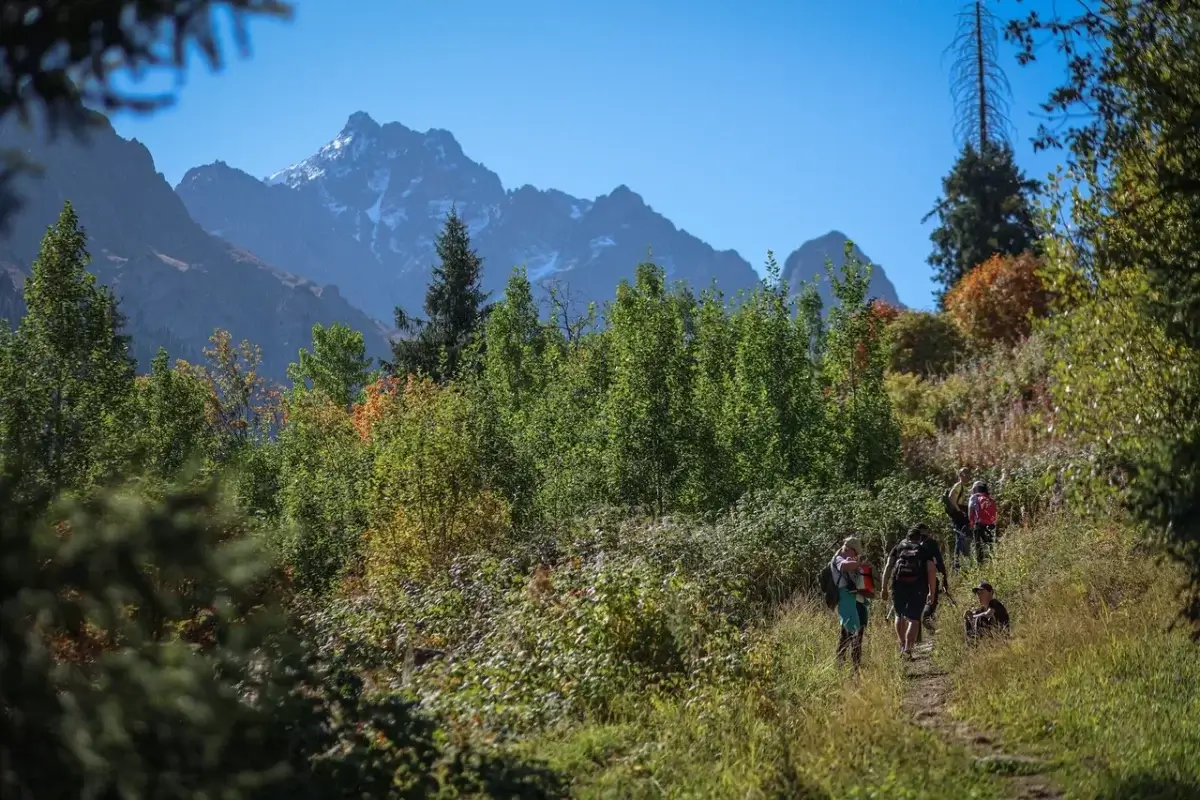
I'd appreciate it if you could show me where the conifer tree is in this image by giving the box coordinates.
[388,207,490,382]
[0,201,135,498]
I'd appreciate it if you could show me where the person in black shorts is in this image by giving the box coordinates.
[911,524,951,645]
[881,526,938,658]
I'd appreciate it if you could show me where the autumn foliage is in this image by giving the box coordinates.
[944,251,1050,346]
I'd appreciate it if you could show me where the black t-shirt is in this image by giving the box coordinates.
[919,538,948,581]
[975,599,1010,632]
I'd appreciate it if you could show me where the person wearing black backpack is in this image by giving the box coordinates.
[827,536,870,669]
[880,526,938,658]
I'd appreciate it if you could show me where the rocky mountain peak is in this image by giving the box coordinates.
[178,114,764,323]
[782,231,904,311]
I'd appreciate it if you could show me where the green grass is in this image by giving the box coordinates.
[940,515,1200,800]
[515,513,1200,798]
[526,600,1003,798]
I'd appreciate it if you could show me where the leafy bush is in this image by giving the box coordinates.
[886,309,966,377]
[944,251,1050,348]
[364,377,510,584]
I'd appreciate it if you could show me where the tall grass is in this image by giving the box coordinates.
[523,511,1198,798]
[940,515,1200,800]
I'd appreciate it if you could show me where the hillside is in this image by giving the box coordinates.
[0,116,391,377]
[176,112,905,323]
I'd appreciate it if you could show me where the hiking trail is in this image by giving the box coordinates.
[901,638,1062,800]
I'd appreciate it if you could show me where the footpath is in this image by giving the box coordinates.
[900,638,1062,800]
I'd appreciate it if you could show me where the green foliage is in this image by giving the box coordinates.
[389,207,490,383]
[822,245,900,485]
[603,263,693,514]
[287,321,374,409]
[131,348,211,478]
[276,392,370,594]
[1010,1,1200,630]
[924,142,1040,302]
[0,202,136,499]
[887,310,965,377]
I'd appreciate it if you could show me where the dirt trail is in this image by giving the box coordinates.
[901,639,1063,800]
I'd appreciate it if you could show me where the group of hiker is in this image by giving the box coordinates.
[824,469,1010,669]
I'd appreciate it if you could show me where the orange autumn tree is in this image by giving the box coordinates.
[352,375,402,441]
[944,251,1050,347]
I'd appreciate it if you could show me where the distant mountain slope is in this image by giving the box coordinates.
[0,116,391,378]
[781,231,904,310]
[176,112,762,323]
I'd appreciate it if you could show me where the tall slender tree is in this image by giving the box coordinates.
[925,0,1040,304]
[388,206,490,383]
[0,201,135,498]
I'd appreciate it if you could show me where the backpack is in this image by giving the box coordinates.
[819,562,840,609]
[975,494,998,526]
[892,539,925,583]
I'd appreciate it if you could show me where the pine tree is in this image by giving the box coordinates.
[925,0,1040,304]
[388,207,490,382]
[0,201,135,498]
[924,142,1040,302]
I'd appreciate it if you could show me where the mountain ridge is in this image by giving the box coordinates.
[178,111,900,323]
[0,115,392,378]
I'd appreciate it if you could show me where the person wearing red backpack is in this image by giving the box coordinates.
[968,481,998,565]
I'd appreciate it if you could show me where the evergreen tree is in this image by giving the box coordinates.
[388,207,490,382]
[0,201,135,498]
[923,141,1040,303]
[287,322,374,409]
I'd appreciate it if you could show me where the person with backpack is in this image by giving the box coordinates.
[968,481,999,566]
[946,467,971,571]
[880,526,938,658]
[826,536,871,669]
[911,524,951,645]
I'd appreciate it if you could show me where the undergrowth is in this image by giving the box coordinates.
[940,515,1200,800]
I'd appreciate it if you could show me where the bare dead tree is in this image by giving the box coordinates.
[947,0,1015,148]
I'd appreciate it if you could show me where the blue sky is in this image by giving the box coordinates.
[111,0,1067,310]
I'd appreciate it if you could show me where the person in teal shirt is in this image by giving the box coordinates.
[831,536,870,669]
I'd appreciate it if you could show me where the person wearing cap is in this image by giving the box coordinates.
[964,581,1010,646]
[831,535,870,669]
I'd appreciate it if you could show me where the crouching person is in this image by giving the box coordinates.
[964,582,1010,646]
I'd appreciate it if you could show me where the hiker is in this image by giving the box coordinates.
[967,481,999,566]
[963,582,1010,646]
[947,467,971,571]
[830,536,870,669]
[880,526,938,658]
[911,524,951,645]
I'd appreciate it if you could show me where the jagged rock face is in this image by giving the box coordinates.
[781,231,904,312]
[176,112,762,323]
[0,117,391,378]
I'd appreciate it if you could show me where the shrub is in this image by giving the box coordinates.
[886,310,966,377]
[944,251,1050,347]
[364,377,510,585]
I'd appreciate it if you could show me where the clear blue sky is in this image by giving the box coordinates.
[111,0,1067,310]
